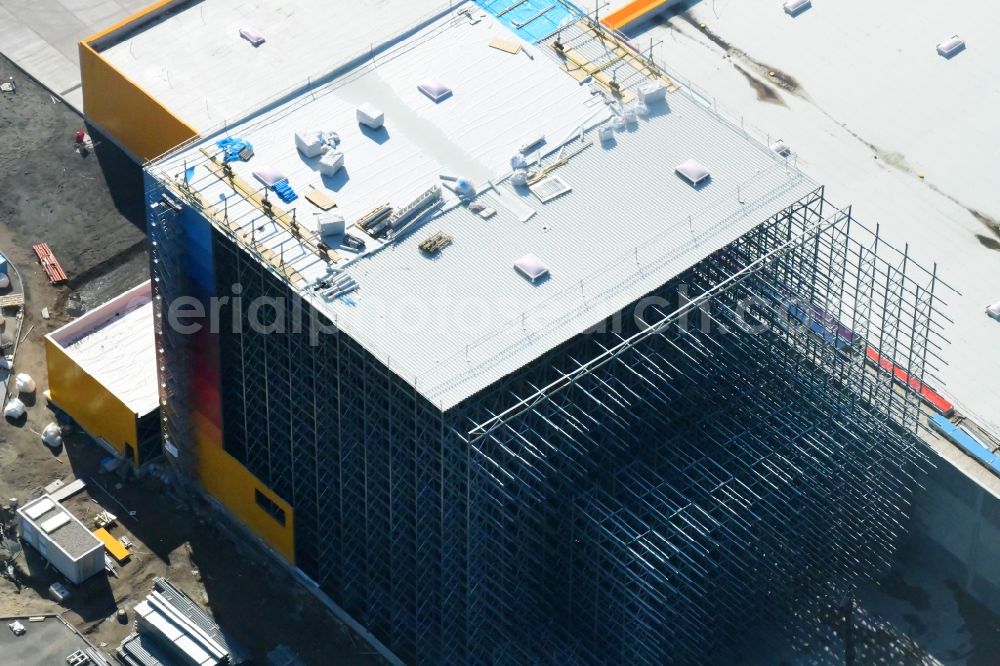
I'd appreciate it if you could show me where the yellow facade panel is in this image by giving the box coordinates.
[45,339,138,463]
[195,443,296,564]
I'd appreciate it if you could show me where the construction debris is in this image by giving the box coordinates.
[32,243,68,284]
[419,231,454,255]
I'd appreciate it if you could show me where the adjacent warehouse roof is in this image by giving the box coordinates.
[148,6,815,408]
[93,0,458,138]
[46,281,158,415]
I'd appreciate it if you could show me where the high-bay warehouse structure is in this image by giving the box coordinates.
[126,1,951,663]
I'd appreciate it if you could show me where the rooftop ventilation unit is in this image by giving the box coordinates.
[418,79,452,102]
[783,0,811,16]
[675,159,710,186]
[529,176,572,203]
[514,254,549,282]
[937,36,966,58]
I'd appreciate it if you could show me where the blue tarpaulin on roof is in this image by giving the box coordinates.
[216,137,253,163]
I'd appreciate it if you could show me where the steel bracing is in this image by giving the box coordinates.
[147,176,949,664]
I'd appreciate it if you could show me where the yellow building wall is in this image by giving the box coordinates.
[79,1,199,161]
[45,339,138,463]
[195,442,296,564]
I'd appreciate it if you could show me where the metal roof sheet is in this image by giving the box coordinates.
[149,6,815,410]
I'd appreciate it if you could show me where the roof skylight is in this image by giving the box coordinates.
[514,254,549,282]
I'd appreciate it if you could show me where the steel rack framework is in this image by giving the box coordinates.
[146,173,949,664]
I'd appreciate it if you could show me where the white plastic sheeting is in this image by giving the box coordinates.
[0,273,9,289]
[637,81,667,104]
[4,398,25,419]
[15,373,35,393]
[41,423,63,449]
[317,150,345,177]
[317,213,347,237]
[295,129,340,158]
[357,103,385,129]
[295,130,327,158]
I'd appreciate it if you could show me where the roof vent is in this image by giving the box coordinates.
[514,254,549,282]
[937,36,966,58]
[418,79,452,102]
[675,159,710,186]
[529,176,572,203]
[783,0,811,16]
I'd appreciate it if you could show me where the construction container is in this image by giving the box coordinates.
[17,496,104,584]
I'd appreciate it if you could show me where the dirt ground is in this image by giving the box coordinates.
[0,54,376,665]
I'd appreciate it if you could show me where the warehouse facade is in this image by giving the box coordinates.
[45,281,161,467]
[141,3,948,664]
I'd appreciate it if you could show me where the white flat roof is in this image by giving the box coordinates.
[97,0,459,135]
[630,0,1000,435]
[150,8,814,409]
[48,282,158,415]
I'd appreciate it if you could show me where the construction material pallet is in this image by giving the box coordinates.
[0,293,24,308]
[32,243,68,284]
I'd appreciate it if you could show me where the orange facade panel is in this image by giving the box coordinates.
[601,0,675,31]
[79,41,198,162]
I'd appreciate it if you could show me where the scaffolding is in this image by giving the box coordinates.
[148,151,949,666]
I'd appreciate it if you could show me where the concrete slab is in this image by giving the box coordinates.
[0,0,152,112]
